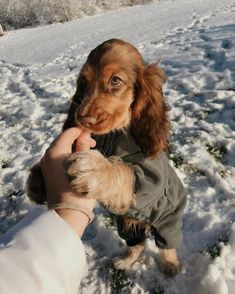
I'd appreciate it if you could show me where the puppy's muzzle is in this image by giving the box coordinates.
[79,116,97,128]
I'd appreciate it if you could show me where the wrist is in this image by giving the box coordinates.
[55,208,90,237]
[49,202,94,224]
[47,192,96,212]
[48,198,96,237]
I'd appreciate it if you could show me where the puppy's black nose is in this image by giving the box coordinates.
[80,116,96,128]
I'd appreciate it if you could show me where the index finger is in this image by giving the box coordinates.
[50,127,84,153]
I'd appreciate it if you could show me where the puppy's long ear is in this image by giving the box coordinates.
[63,75,84,131]
[131,64,169,158]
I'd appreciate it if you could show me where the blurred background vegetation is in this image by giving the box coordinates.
[0,0,156,30]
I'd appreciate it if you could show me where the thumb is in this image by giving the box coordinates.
[49,127,83,155]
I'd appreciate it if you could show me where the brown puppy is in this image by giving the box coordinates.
[28,39,186,277]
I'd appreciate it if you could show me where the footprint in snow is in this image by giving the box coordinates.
[204,47,226,71]
[199,34,211,42]
[221,39,232,49]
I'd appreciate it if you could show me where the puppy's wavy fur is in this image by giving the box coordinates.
[64,39,168,158]
[67,150,135,212]
[27,39,180,276]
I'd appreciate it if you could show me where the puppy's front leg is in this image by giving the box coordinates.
[159,248,182,277]
[67,150,135,213]
[113,242,145,270]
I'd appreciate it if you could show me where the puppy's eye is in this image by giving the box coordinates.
[110,76,123,87]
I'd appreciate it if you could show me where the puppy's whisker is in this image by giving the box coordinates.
[103,135,114,155]
[70,97,88,118]
[70,100,81,108]
[103,129,118,155]
[80,97,86,108]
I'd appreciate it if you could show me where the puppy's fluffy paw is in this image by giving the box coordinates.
[113,244,144,270]
[160,249,182,277]
[161,260,182,277]
[67,150,111,199]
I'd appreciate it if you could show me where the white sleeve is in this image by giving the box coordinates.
[0,207,87,294]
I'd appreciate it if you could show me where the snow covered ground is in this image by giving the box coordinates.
[0,0,235,293]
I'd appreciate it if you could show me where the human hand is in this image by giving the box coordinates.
[40,127,96,235]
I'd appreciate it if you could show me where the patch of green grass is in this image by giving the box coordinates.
[168,144,185,168]
[102,214,117,230]
[195,108,218,121]
[206,244,221,260]
[182,164,206,176]
[105,264,166,293]
[106,264,131,292]
[218,168,232,178]
[206,143,227,162]
[6,189,24,199]
[202,234,229,260]
[195,110,209,120]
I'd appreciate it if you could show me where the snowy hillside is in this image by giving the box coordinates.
[0,0,235,293]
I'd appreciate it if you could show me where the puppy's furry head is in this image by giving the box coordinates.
[64,39,169,158]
